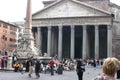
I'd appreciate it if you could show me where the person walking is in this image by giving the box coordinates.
[76,60,85,80]
[35,59,41,79]
[19,62,24,74]
[93,57,120,80]
[25,60,29,72]
[28,58,34,77]
[49,58,54,75]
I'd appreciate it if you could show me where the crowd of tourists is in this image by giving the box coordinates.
[0,54,120,80]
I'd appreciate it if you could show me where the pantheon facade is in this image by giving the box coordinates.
[32,0,120,59]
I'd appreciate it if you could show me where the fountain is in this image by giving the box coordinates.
[7,0,41,70]
[13,0,40,58]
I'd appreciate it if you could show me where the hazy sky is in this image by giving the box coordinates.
[0,0,119,22]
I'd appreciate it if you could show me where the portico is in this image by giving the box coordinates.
[32,0,113,59]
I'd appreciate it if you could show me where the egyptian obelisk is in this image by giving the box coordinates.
[24,0,33,41]
[22,0,39,57]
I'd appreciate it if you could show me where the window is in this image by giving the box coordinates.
[13,39,16,42]
[9,38,13,42]
[14,44,17,47]
[9,44,17,48]
[3,23,7,28]
[10,26,17,31]
[2,35,5,39]
[3,29,7,33]
[5,37,7,41]
[14,27,17,31]
[9,44,13,47]
[10,31,16,35]
[0,22,1,27]
[10,26,13,30]
[9,38,16,42]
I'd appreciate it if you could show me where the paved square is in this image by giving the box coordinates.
[0,67,102,80]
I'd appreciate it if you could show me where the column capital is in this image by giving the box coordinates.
[48,26,52,30]
[83,25,87,30]
[107,25,112,30]
[71,25,75,29]
[95,25,99,30]
[37,27,41,31]
[58,26,63,30]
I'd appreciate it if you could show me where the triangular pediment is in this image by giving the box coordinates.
[32,0,111,19]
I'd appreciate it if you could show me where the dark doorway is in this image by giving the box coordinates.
[87,26,95,59]
[75,26,82,58]
[51,26,58,56]
[99,25,107,58]
[62,26,70,58]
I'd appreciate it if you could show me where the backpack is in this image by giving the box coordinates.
[14,57,17,61]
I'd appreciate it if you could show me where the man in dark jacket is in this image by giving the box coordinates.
[35,59,41,79]
[76,60,85,80]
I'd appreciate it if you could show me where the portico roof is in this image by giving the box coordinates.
[32,0,112,19]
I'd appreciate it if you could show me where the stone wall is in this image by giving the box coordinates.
[109,3,120,57]
[78,0,110,11]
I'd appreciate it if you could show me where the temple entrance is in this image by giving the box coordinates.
[62,26,71,58]
[41,27,47,55]
[75,26,82,58]
[87,26,95,59]
[99,25,107,58]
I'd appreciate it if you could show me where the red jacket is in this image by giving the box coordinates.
[50,60,54,67]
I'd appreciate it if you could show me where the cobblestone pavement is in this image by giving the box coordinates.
[0,66,102,80]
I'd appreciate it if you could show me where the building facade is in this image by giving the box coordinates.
[32,0,120,59]
[0,20,18,55]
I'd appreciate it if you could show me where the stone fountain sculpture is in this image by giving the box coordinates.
[13,0,40,57]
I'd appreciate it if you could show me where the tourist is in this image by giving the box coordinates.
[76,59,85,80]
[54,54,58,60]
[13,55,17,64]
[93,57,119,80]
[35,59,41,79]
[28,58,34,77]
[57,63,63,74]
[49,58,54,75]
[25,60,29,72]
[117,61,120,79]
[13,61,20,72]
[93,59,96,68]
[19,62,24,74]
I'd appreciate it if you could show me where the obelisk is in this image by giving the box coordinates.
[22,0,39,57]
[12,0,39,57]
[25,0,32,34]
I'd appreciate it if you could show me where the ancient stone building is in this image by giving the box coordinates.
[32,0,120,59]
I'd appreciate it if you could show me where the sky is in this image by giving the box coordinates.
[0,0,120,22]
